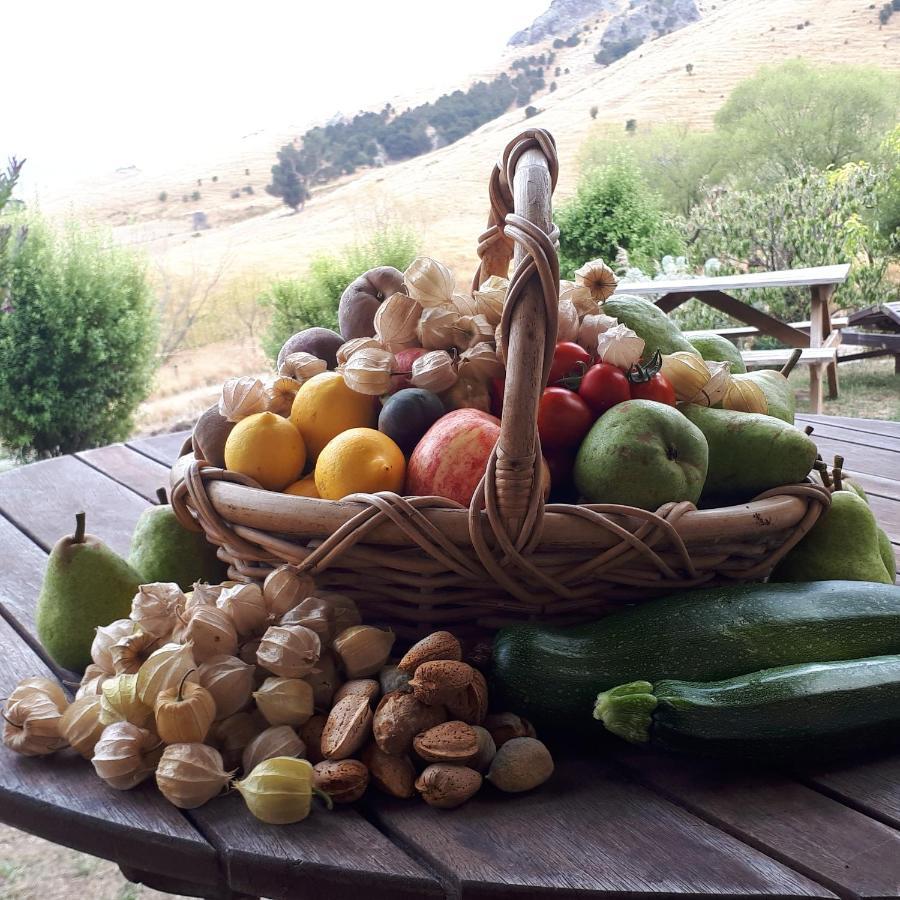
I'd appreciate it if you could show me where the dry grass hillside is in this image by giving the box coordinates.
[40,0,900,433]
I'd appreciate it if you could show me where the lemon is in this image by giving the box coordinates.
[224,412,306,491]
[284,475,319,498]
[290,372,378,461]
[315,428,405,500]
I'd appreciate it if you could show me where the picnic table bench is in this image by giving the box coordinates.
[615,264,851,414]
[0,422,899,899]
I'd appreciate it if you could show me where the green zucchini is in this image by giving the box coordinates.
[491,580,900,731]
[594,655,900,761]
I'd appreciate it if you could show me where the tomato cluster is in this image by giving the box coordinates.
[534,342,676,497]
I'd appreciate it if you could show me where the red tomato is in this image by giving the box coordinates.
[543,447,578,503]
[537,387,594,451]
[629,372,677,406]
[577,362,632,416]
[547,342,591,387]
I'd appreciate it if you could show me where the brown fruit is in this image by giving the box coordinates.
[300,714,327,764]
[361,743,416,799]
[486,737,553,793]
[413,721,478,764]
[193,404,235,468]
[373,691,446,756]
[409,660,475,707]
[444,668,488,725]
[313,759,369,803]
[397,631,462,674]
[338,267,405,339]
[276,327,344,371]
[484,712,536,748]
[415,764,482,809]
[333,679,380,706]
[321,694,372,760]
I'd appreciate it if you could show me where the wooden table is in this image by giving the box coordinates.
[615,264,851,414]
[1,419,899,900]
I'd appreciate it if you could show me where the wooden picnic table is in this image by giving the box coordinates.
[615,264,851,415]
[0,420,899,900]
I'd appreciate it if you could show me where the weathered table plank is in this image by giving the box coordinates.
[189,793,442,900]
[0,614,224,894]
[803,757,900,831]
[370,757,835,898]
[0,513,54,647]
[799,415,900,440]
[128,431,191,468]
[0,455,151,557]
[614,748,900,899]
[77,443,170,504]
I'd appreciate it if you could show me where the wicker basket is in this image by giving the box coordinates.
[170,129,830,640]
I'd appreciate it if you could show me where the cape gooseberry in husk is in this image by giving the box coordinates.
[192,404,235,469]
[235,756,332,824]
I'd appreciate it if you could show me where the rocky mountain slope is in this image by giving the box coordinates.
[509,0,622,45]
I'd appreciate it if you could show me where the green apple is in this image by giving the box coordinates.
[574,400,709,510]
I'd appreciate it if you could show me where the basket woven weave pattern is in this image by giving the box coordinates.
[171,129,831,638]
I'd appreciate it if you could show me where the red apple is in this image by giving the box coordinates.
[389,348,429,394]
[406,409,500,506]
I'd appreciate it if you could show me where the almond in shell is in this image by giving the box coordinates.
[373,690,446,756]
[397,631,462,674]
[415,764,482,809]
[300,714,327,765]
[413,721,478,765]
[444,668,488,725]
[321,694,372,760]
[362,743,416,799]
[485,712,536,748]
[408,660,474,707]
[313,759,369,803]
[333,679,380,706]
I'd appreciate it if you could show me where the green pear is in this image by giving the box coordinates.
[36,513,142,671]
[128,489,227,592]
[574,400,708,510]
[679,404,817,506]
[770,491,894,584]
[878,527,896,584]
[601,296,699,356]
[688,333,746,373]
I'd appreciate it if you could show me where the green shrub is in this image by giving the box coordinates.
[158,191,167,202]
[191,190,201,201]
[260,229,418,362]
[524,105,539,119]
[0,216,158,458]
[589,105,598,119]
[685,163,891,324]
[877,124,900,251]
[556,156,684,276]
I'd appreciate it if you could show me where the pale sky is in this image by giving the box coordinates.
[5,0,549,196]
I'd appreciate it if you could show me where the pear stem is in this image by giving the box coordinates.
[156,488,168,506]
[780,349,802,377]
[804,425,815,436]
[73,512,86,544]
[834,454,844,470]
[833,467,844,492]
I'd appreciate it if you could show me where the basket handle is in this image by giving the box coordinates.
[470,129,560,543]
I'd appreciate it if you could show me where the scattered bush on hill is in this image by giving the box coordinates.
[0,216,158,458]
[260,229,418,362]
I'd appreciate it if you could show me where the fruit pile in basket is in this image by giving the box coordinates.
[192,255,843,515]
[4,574,554,823]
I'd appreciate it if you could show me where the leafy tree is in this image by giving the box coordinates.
[589,105,599,119]
[625,118,637,133]
[524,105,539,119]
[158,191,167,202]
[0,216,157,458]
[686,163,890,323]
[266,146,310,212]
[876,124,900,251]
[713,60,900,185]
[261,229,418,360]
[190,190,201,201]
[685,63,694,75]
[556,155,684,276]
